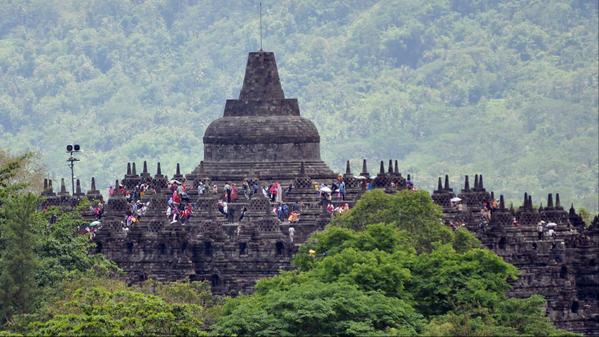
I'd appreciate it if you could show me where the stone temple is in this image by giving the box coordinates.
[40,50,598,336]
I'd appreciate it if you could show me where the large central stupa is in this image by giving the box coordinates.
[192,51,335,181]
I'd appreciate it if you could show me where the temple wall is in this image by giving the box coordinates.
[204,142,321,161]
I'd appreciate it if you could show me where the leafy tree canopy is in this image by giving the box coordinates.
[11,277,212,337]
[0,154,115,325]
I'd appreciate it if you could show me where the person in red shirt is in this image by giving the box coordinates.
[268,183,277,202]
[172,190,181,204]
[181,203,193,224]
[231,184,239,202]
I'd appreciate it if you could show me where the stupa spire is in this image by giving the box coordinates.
[361,159,369,177]
[528,195,533,210]
[87,177,101,200]
[239,52,284,100]
[60,178,67,194]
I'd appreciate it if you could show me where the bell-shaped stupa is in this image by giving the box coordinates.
[194,51,335,181]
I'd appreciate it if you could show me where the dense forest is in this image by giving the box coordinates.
[0,0,597,211]
[0,156,579,336]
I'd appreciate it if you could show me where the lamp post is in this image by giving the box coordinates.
[66,144,81,195]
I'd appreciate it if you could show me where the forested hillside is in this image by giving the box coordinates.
[0,0,597,211]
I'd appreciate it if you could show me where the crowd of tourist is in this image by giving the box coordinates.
[97,171,428,237]
[61,165,574,253]
[165,180,193,224]
[273,202,302,223]
[104,182,155,230]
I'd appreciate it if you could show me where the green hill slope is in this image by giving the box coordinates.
[0,0,597,211]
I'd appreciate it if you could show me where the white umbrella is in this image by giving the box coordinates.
[450,197,462,202]
[169,179,181,185]
[546,222,558,228]
[89,221,101,227]
[355,176,367,180]
[320,186,332,193]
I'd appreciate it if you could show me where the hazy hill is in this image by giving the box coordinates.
[0,0,597,211]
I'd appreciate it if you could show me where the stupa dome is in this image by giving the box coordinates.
[196,51,334,179]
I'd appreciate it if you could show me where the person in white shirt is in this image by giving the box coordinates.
[537,221,545,240]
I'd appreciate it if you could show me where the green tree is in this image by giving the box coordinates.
[0,193,40,322]
[408,244,518,316]
[452,227,482,253]
[332,190,454,252]
[27,286,208,336]
[0,153,31,200]
[422,295,580,337]
[214,280,423,337]
[35,204,115,289]
[0,152,116,327]
[494,295,579,337]
[6,275,213,336]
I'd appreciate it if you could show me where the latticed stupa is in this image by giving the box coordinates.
[40,50,599,336]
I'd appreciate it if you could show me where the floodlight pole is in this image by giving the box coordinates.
[66,149,79,195]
